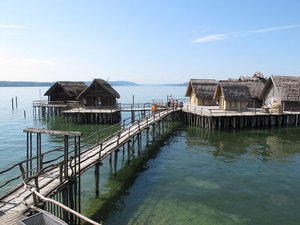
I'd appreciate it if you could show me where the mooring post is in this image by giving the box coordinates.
[12,98,14,110]
[137,133,141,155]
[114,150,118,176]
[122,144,125,162]
[29,132,33,176]
[152,124,155,141]
[158,121,161,137]
[95,161,100,196]
[64,135,69,178]
[26,132,29,178]
[62,187,69,222]
[127,140,131,164]
[146,127,149,145]
[36,133,42,172]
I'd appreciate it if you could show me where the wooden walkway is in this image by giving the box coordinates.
[181,105,300,129]
[0,108,178,225]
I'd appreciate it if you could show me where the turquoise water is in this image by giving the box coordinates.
[0,85,185,192]
[100,127,300,225]
[1,86,300,225]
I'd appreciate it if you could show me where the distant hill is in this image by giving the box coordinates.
[108,81,139,86]
[0,80,139,87]
[0,80,187,87]
[161,82,188,86]
[0,81,53,87]
[144,82,188,86]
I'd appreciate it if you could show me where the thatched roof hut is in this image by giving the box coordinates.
[185,79,218,106]
[77,79,120,107]
[214,82,252,101]
[44,81,87,103]
[260,75,300,111]
[213,82,252,111]
[214,73,266,109]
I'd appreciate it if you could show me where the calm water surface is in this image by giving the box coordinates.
[101,127,300,225]
[0,86,299,225]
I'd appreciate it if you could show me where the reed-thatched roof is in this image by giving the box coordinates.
[77,79,120,99]
[214,82,252,101]
[239,80,265,99]
[216,74,265,100]
[260,75,300,101]
[44,81,87,97]
[238,72,266,83]
[185,79,218,100]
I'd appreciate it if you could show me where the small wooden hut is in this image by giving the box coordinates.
[260,75,300,111]
[213,82,251,111]
[185,79,218,106]
[44,81,87,103]
[77,79,120,108]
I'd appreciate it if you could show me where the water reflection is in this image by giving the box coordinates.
[186,126,300,162]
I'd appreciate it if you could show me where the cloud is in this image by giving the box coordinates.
[251,24,300,34]
[0,24,27,36]
[0,24,27,29]
[192,34,229,43]
[192,24,300,44]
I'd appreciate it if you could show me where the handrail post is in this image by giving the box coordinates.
[19,163,25,180]
[99,143,103,158]
[60,161,64,183]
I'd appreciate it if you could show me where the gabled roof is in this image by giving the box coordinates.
[77,79,120,99]
[239,80,265,99]
[260,75,300,101]
[214,82,252,101]
[185,79,218,100]
[44,81,87,97]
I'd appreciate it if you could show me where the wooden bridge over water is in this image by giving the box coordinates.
[0,107,180,225]
[32,100,168,124]
[2,102,300,224]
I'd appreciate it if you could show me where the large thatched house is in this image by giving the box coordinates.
[260,75,300,111]
[185,79,218,106]
[44,81,87,103]
[213,73,266,110]
[213,82,252,110]
[77,79,120,107]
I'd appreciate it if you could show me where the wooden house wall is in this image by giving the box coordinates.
[82,83,117,107]
[190,89,216,106]
[251,99,263,108]
[283,101,300,111]
[190,91,198,105]
[49,87,75,102]
[263,84,281,107]
[220,99,248,111]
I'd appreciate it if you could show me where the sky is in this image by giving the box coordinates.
[1,0,300,84]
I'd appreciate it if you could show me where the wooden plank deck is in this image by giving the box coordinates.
[62,107,119,114]
[182,104,300,117]
[0,108,177,225]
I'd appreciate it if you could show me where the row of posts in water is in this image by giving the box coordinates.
[11,96,27,118]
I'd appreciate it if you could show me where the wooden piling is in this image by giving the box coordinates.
[95,161,100,196]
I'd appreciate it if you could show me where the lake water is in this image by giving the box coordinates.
[0,86,300,225]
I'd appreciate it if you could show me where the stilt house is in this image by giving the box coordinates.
[185,79,218,106]
[213,82,252,110]
[260,75,300,111]
[213,73,266,110]
[44,81,87,103]
[77,79,120,108]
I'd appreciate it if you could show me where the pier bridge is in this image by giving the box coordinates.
[2,103,300,224]
[0,107,180,225]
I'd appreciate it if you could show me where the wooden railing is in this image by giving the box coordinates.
[0,106,177,198]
